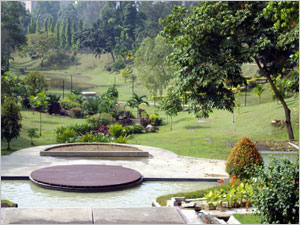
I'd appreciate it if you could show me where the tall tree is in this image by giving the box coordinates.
[59,19,66,48]
[162,2,298,140]
[54,21,59,43]
[57,3,78,23]
[43,19,48,33]
[32,1,60,24]
[48,17,54,33]
[35,19,40,33]
[24,71,49,96]
[27,17,36,34]
[135,35,174,97]
[1,97,22,150]
[71,20,77,47]
[1,1,27,72]
[65,18,71,49]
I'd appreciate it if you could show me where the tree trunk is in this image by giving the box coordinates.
[255,58,294,140]
[40,112,42,136]
[170,116,173,130]
[7,140,10,150]
[111,52,115,62]
[232,112,234,123]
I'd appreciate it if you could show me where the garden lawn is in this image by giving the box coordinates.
[232,214,260,224]
[1,109,85,155]
[129,96,299,160]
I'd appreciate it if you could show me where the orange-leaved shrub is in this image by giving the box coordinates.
[226,137,263,179]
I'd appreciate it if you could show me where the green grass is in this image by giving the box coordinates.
[1,109,85,155]
[156,183,231,206]
[129,96,299,160]
[233,214,260,224]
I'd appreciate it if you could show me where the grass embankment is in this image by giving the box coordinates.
[1,109,85,155]
[232,214,260,224]
[156,183,231,206]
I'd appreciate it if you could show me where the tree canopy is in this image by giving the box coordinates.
[162,1,298,139]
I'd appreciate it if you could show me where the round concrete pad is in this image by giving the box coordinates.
[30,165,143,192]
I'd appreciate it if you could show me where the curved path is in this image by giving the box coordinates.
[1,143,228,178]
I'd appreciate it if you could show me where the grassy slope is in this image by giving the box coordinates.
[1,109,85,155]
[5,53,299,158]
[233,214,260,224]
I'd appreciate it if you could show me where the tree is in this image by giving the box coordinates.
[27,128,39,145]
[59,19,66,48]
[1,1,27,72]
[159,89,182,130]
[48,17,54,33]
[162,2,298,140]
[254,84,265,104]
[35,19,40,33]
[31,1,60,25]
[54,21,59,43]
[71,20,77,48]
[57,3,78,23]
[24,71,49,96]
[24,33,58,67]
[126,93,149,118]
[135,35,174,97]
[43,19,48,33]
[1,97,22,150]
[27,17,36,34]
[65,18,71,49]
[121,68,131,83]
[29,91,49,136]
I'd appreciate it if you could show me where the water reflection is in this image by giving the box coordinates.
[1,181,217,208]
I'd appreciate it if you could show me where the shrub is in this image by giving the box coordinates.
[140,114,150,128]
[82,97,100,115]
[109,123,124,138]
[149,114,163,126]
[44,52,72,68]
[225,137,263,179]
[68,123,96,135]
[86,113,115,127]
[94,124,109,135]
[47,94,61,115]
[117,110,135,126]
[250,157,299,224]
[59,98,81,110]
[115,135,130,144]
[69,107,83,118]
[123,124,144,135]
[78,133,112,143]
[56,127,77,143]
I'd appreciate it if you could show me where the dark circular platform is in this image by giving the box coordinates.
[29,165,143,192]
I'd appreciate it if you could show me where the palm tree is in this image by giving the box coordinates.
[254,84,265,104]
[126,93,149,118]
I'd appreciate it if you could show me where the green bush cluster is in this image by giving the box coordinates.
[86,113,116,127]
[250,157,299,224]
[226,137,263,179]
[56,127,77,143]
[44,52,73,68]
[149,114,163,126]
[109,123,124,138]
[78,133,112,143]
[123,124,144,135]
[59,98,81,110]
[69,107,83,118]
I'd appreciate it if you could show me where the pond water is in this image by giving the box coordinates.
[1,180,217,208]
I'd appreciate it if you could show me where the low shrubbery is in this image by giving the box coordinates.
[56,127,77,143]
[249,157,299,224]
[226,137,263,179]
[86,113,115,127]
[44,52,73,68]
[69,107,83,118]
[109,123,124,138]
[149,114,163,126]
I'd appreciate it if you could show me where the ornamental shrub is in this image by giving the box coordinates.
[69,107,83,118]
[226,137,263,179]
[149,114,163,126]
[67,123,96,135]
[250,157,299,224]
[109,123,124,138]
[55,127,77,143]
[86,113,115,127]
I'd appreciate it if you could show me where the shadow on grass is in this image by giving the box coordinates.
[184,125,210,130]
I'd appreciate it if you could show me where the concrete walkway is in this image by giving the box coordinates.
[0,207,188,224]
[1,144,228,178]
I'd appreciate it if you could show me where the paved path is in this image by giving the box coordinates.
[0,207,190,224]
[1,143,228,178]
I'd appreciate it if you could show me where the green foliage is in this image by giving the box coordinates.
[59,19,66,48]
[109,123,124,138]
[44,52,73,68]
[135,35,174,97]
[105,60,126,72]
[1,97,22,150]
[59,98,81,110]
[115,135,130,144]
[1,1,27,72]
[226,137,263,180]
[86,113,115,127]
[69,107,83,118]
[126,93,149,116]
[65,18,71,49]
[24,71,49,96]
[1,72,27,103]
[253,84,265,103]
[27,128,39,145]
[79,133,112,143]
[123,124,144,135]
[55,127,77,143]
[149,114,163,126]
[67,123,96,135]
[250,157,299,224]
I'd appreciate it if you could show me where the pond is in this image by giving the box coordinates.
[1,180,217,208]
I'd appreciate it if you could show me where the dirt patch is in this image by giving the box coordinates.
[48,144,142,152]
[255,140,299,152]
